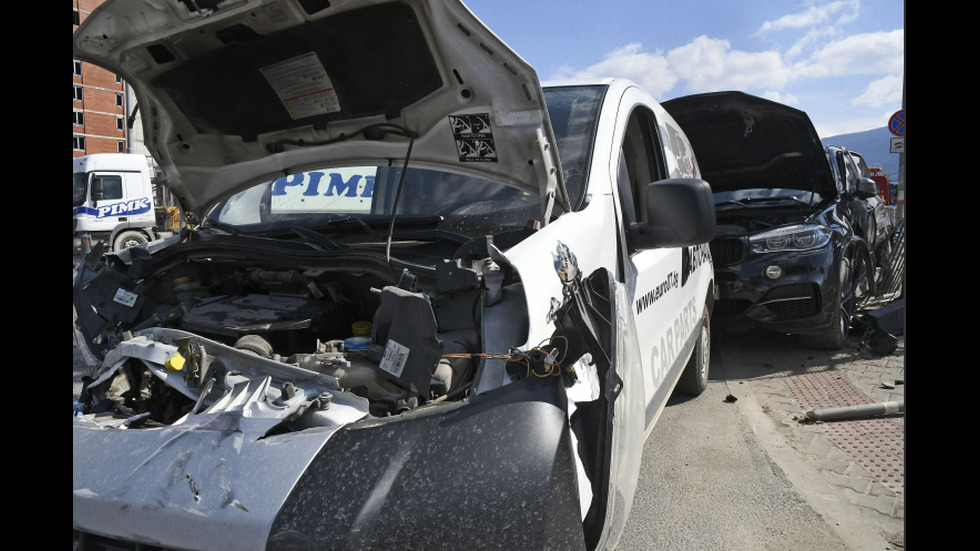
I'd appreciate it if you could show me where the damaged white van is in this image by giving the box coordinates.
[72,1,715,549]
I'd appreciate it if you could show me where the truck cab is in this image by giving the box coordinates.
[72,153,159,253]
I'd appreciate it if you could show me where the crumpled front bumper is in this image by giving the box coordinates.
[713,245,838,334]
[74,378,585,551]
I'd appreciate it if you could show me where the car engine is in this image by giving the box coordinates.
[72,242,508,431]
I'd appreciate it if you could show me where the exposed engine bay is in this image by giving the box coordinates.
[715,209,811,234]
[72,238,578,432]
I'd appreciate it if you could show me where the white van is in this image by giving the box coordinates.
[73,2,715,549]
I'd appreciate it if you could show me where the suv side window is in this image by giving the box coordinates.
[827,148,851,196]
[840,151,863,194]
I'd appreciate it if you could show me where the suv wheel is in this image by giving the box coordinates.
[801,253,859,350]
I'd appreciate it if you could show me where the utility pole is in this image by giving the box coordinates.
[897,78,905,221]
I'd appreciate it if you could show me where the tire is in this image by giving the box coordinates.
[676,306,710,396]
[113,230,148,252]
[800,252,861,350]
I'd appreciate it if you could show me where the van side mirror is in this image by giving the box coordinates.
[630,178,716,249]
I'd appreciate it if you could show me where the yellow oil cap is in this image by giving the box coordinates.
[166,352,186,372]
[351,320,372,336]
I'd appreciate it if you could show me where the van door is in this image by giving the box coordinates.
[614,104,698,430]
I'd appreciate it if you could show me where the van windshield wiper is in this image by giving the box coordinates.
[323,215,384,239]
[285,226,344,251]
[199,219,242,235]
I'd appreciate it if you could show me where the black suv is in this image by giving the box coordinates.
[663,91,900,348]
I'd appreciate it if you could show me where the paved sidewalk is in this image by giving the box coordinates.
[716,325,905,549]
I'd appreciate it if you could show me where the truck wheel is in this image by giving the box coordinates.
[676,306,710,396]
[113,231,148,251]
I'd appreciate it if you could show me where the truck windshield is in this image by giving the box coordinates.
[73,173,88,208]
[210,85,605,238]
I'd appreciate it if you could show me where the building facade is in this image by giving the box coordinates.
[74,0,138,159]
[74,0,178,220]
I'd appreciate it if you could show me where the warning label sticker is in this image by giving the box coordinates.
[449,113,497,162]
[379,339,409,378]
[261,52,341,120]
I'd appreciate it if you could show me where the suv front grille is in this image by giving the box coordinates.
[709,237,746,266]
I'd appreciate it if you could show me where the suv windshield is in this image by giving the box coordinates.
[210,85,605,239]
[714,188,823,209]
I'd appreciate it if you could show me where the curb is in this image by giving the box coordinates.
[719,332,905,548]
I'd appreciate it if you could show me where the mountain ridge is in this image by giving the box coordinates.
[821,127,900,180]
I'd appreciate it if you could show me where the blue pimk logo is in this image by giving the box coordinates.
[76,197,152,218]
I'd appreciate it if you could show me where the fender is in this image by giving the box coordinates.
[269,378,586,550]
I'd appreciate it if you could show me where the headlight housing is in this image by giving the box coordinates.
[750,224,832,253]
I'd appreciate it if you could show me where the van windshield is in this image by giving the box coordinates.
[210,85,606,239]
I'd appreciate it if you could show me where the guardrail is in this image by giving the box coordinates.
[862,219,905,309]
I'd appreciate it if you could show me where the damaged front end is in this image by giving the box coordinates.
[73,234,521,421]
[71,0,620,543]
[72,226,613,549]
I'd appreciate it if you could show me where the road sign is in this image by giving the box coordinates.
[890,137,904,154]
[888,110,905,136]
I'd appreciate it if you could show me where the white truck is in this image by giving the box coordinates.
[72,153,171,254]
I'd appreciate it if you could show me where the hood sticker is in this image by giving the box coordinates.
[449,114,497,162]
[261,52,341,120]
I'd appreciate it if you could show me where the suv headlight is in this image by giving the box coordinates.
[750,224,831,253]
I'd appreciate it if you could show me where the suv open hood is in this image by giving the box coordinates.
[74,0,564,220]
[662,92,835,200]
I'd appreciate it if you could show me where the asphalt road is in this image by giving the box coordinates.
[618,333,844,550]
[619,328,904,550]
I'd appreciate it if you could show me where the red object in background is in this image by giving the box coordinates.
[868,168,896,205]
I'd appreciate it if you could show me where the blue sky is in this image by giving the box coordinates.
[462,0,904,138]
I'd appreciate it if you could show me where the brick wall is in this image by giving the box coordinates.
[74,0,128,157]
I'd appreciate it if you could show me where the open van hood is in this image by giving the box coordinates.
[662,91,836,201]
[73,0,564,219]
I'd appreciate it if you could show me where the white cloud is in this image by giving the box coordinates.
[544,4,902,135]
[667,36,789,92]
[785,27,837,58]
[550,43,678,97]
[548,27,902,101]
[757,0,859,33]
[550,37,792,97]
[759,1,863,60]
[853,75,904,107]
[800,30,904,77]
[760,90,800,106]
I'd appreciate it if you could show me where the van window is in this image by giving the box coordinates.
[618,107,667,227]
